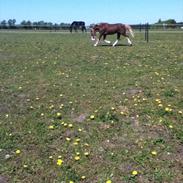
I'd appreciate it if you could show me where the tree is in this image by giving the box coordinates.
[8,19,16,28]
[0,20,7,28]
[157,19,162,24]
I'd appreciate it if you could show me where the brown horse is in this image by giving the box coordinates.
[91,23,134,47]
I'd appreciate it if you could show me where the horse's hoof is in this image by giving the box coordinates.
[129,44,133,46]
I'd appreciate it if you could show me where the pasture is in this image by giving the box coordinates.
[0,31,183,183]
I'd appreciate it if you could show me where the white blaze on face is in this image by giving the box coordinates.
[90,28,96,41]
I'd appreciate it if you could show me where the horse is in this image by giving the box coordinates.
[70,21,86,33]
[90,23,134,47]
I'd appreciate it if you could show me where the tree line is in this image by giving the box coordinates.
[0,18,182,30]
[0,19,71,30]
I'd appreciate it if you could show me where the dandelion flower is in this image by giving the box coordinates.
[169,125,173,129]
[151,151,157,155]
[48,125,54,129]
[49,105,54,109]
[111,107,115,111]
[74,156,80,161]
[73,142,78,145]
[165,107,172,112]
[81,176,86,179]
[56,112,62,118]
[78,128,83,132]
[75,138,80,142]
[84,152,89,156]
[132,170,138,176]
[106,180,112,183]
[90,115,95,120]
[66,137,71,141]
[57,159,63,166]
[15,149,21,154]
[68,124,73,128]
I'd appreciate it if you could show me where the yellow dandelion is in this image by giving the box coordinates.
[73,142,78,145]
[49,105,54,109]
[169,125,173,129]
[66,137,71,141]
[84,152,89,156]
[84,143,89,146]
[75,138,80,142]
[63,123,68,127]
[90,115,95,120]
[78,128,83,132]
[151,151,157,155]
[106,180,112,183]
[81,176,86,179]
[165,107,172,112]
[48,125,54,129]
[74,156,80,161]
[59,104,64,109]
[57,159,63,166]
[132,170,138,176]
[68,124,73,128]
[56,112,62,118]
[111,107,115,111]
[15,149,21,154]
[69,181,74,183]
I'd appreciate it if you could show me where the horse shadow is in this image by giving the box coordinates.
[100,43,132,47]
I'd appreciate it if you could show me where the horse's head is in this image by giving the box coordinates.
[90,28,96,41]
[90,24,100,41]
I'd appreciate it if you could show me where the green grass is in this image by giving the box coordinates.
[0,31,183,183]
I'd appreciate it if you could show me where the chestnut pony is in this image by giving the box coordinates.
[91,23,134,47]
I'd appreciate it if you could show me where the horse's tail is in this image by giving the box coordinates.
[125,24,134,38]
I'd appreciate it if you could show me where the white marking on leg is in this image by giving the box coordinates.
[127,37,132,45]
[94,39,99,46]
[104,40,111,44]
[112,39,119,47]
[91,36,95,41]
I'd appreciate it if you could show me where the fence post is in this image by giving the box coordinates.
[145,23,149,43]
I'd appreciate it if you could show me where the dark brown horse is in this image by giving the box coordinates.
[91,23,134,46]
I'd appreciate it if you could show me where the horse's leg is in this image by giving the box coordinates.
[112,33,120,47]
[125,35,133,46]
[103,34,111,44]
[94,33,103,46]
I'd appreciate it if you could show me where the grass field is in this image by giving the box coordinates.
[0,31,183,183]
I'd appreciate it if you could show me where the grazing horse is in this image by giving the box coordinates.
[91,23,134,46]
[70,21,86,33]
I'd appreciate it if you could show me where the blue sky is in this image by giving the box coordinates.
[0,0,182,25]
